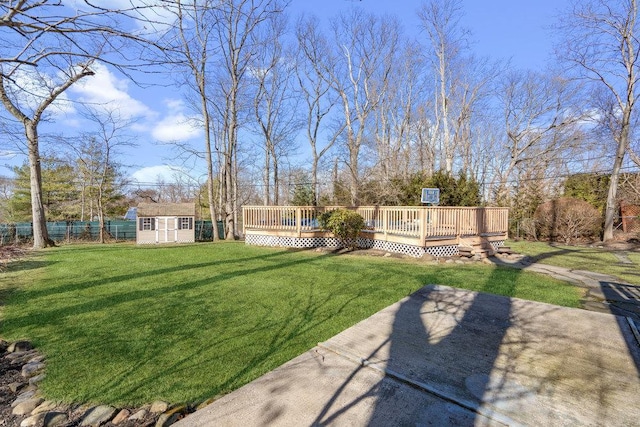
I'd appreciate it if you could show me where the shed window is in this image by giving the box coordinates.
[178,217,193,230]
[139,217,155,231]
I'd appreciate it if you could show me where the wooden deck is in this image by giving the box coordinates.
[242,206,509,258]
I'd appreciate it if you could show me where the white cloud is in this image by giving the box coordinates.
[64,0,177,32]
[70,63,154,120]
[131,165,181,183]
[0,150,19,159]
[7,68,76,118]
[151,99,202,143]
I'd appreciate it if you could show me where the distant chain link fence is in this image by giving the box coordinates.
[0,220,225,245]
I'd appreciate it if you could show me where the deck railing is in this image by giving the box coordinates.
[243,205,509,243]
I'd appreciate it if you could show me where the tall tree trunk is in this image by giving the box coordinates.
[349,144,359,206]
[233,148,239,236]
[311,156,319,206]
[203,110,220,241]
[271,146,279,205]
[26,124,53,249]
[224,151,234,240]
[263,151,271,205]
[603,119,630,240]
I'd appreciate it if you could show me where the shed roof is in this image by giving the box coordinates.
[137,202,196,217]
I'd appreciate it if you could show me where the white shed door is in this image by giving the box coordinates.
[156,216,178,243]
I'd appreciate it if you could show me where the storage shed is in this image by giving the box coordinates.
[136,202,196,244]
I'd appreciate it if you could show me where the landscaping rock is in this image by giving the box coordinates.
[7,341,33,353]
[28,373,45,386]
[150,400,169,413]
[12,397,44,415]
[44,412,69,427]
[111,409,130,425]
[32,400,57,415]
[21,362,45,378]
[6,350,37,363]
[27,355,45,364]
[11,390,37,407]
[80,405,117,426]
[8,381,25,393]
[19,412,45,427]
[0,339,8,352]
[128,409,148,421]
[156,405,187,427]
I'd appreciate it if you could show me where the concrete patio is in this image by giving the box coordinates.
[175,285,640,426]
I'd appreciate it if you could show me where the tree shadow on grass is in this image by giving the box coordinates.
[78,283,366,404]
[3,248,383,404]
[0,255,51,330]
[11,247,294,301]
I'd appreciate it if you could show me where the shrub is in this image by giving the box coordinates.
[534,197,602,243]
[318,210,334,230]
[321,208,365,250]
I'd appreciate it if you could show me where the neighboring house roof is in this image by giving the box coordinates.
[137,202,196,217]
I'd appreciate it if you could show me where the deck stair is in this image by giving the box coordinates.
[458,238,495,258]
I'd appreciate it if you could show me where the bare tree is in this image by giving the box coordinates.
[556,0,640,240]
[373,41,425,184]
[295,15,343,206]
[208,0,289,238]
[75,108,133,243]
[413,104,438,176]
[418,0,468,173]
[327,9,400,204]
[490,70,585,205]
[251,11,299,206]
[165,0,221,240]
[0,1,161,248]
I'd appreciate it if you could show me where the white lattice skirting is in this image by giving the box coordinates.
[244,234,503,258]
[489,240,504,251]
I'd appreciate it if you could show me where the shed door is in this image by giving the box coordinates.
[156,216,178,243]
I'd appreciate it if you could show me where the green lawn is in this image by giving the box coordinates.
[508,240,640,285]
[1,242,580,406]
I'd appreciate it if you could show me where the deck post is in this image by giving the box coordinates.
[383,208,388,239]
[419,207,427,244]
[242,208,247,235]
[296,207,302,237]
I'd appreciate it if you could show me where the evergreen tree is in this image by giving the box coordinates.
[563,173,610,214]
[8,158,79,222]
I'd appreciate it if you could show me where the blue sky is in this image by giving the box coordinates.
[1,0,569,185]
[291,0,567,69]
